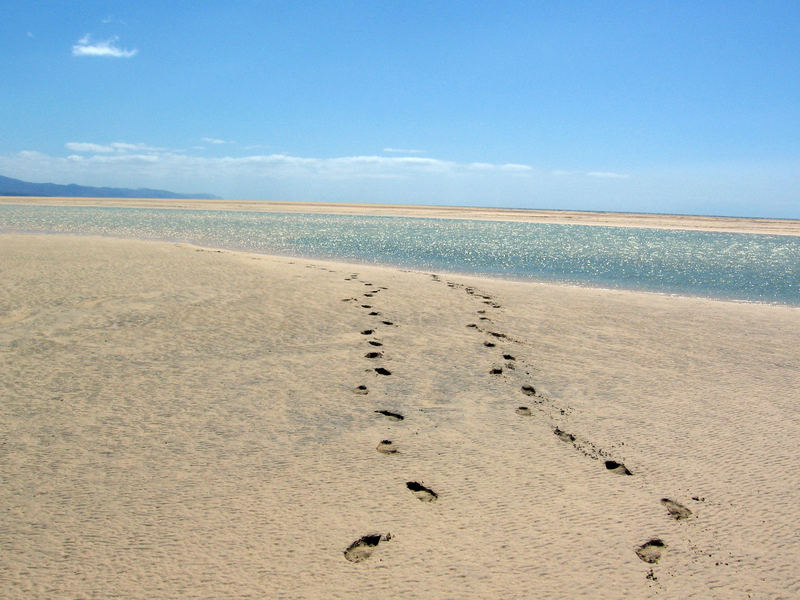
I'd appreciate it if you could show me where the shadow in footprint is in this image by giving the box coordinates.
[635,539,665,564]
[369,311,381,316]
[365,352,383,359]
[605,460,633,475]
[344,533,392,563]
[374,367,392,376]
[381,320,394,325]
[484,341,496,348]
[521,385,536,396]
[375,410,404,420]
[554,427,576,443]
[503,354,515,361]
[516,406,532,416]
[361,329,374,335]
[377,440,398,454]
[368,340,383,346]
[354,385,368,395]
[661,498,692,520]
[490,367,503,375]
[407,481,438,502]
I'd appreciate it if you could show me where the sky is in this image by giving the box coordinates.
[1,1,798,217]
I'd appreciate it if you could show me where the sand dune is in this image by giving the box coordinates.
[1,234,799,598]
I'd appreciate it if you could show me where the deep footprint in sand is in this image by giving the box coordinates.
[375,410,404,421]
[407,481,438,502]
[374,367,392,376]
[635,539,665,564]
[354,385,369,395]
[521,385,536,396]
[365,351,383,359]
[368,311,381,316]
[377,440,398,454]
[490,367,503,375]
[368,340,383,346]
[343,533,392,563]
[516,406,532,416]
[605,460,633,475]
[503,354,515,361]
[361,329,374,335]
[484,341,496,348]
[554,427,576,443]
[661,498,692,520]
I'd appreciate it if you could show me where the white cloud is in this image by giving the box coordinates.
[27,32,35,38]
[383,147,424,154]
[65,141,166,153]
[72,34,137,58]
[586,171,630,179]
[202,137,235,145]
[66,142,114,153]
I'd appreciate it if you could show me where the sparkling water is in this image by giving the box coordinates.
[2,204,799,305]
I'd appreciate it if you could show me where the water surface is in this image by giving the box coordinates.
[2,204,798,305]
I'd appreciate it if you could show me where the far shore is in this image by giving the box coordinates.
[3,195,799,236]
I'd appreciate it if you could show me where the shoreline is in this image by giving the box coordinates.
[3,195,800,236]
[5,230,798,308]
[3,233,799,598]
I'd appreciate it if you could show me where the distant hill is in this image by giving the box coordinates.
[0,175,219,200]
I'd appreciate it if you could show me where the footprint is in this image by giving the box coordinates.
[503,354,515,361]
[365,352,383,359]
[381,320,394,325]
[477,309,486,314]
[361,329,374,335]
[369,311,381,316]
[635,539,665,564]
[488,332,507,339]
[361,304,372,308]
[605,460,633,475]
[374,367,392,376]
[364,293,374,297]
[406,481,438,502]
[377,440,398,454]
[343,533,392,563]
[661,498,692,520]
[516,406,532,416]
[521,385,536,396]
[375,410,404,420]
[490,367,503,375]
[354,385,369,395]
[553,427,576,443]
[466,323,478,328]
[368,341,383,347]
[484,341,496,347]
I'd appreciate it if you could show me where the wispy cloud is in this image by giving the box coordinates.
[586,171,630,179]
[202,137,235,145]
[72,34,137,58]
[383,147,425,154]
[66,141,164,153]
[6,147,535,184]
[27,31,35,39]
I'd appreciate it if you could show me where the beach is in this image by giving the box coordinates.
[2,230,799,598]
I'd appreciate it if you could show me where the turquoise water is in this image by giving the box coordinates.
[2,204,799,305]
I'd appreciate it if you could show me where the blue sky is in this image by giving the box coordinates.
[1,1,798,217]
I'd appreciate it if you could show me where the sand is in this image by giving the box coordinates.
[3,196,800,236]
[2,233,799,599]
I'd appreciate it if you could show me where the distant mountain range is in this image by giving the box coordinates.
[0,175,219,200]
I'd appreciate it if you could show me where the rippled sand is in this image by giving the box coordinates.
[2,234,799,598]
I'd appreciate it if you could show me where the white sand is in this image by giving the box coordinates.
[1,233,799,599]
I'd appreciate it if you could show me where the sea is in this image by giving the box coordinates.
[1,203,799,305]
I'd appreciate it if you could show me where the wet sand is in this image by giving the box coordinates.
[1,233,799,599]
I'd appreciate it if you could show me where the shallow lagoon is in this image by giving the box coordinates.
[2,204,798,304]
